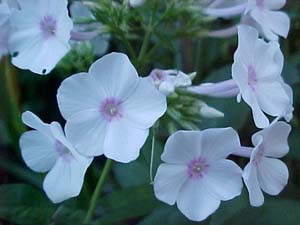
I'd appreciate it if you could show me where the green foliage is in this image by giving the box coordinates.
[0,184,56,225]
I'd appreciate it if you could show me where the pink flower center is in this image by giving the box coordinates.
[247,65,258,91]
[54,140,72,162]
[40,15,57,39]
[187,157,209,179]
[256,0,264,8]
[253,144,265,166]
[100,98,123,122]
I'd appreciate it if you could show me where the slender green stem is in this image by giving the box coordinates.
[149,128,156,184]
[137,28,151,62]
[1,58,25,150]
[84,159,113,224]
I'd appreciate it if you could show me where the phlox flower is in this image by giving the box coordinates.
[232,25,292,128]
[9,0,73,75]
[154,129,243,221]
[147,69,192,96]
[244,0,290,41]
[57,53,167,163]
[20,111,93,203]
[242,121,291,207]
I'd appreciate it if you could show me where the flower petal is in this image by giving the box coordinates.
[154,163,187,205]
[57,72,105,119]
[234,25,258,65]
[264,0,286,10]
[103,118,149,163]
[200,127,241,162]
[123,78,167,129]
[257,157,289,195]
[11,37,70,75]
[20,130,57,173]
[65,109,107,157]
[161,131,203,164]
[43,154,92,203]
[22,111,49,134]
[242,163,264,207]
[264,11,290,38]
[241,88,270,128]
[177,179,220,221]
[252,121,291,157]
[88,52,139,100]
[205,159,243,201]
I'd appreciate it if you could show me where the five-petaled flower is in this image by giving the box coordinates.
[243,121,291,206]
[232,25,292,128]
[8,0,73,75]
[154,128,243,221]
[57,52,167,163]
[19,111,93,203]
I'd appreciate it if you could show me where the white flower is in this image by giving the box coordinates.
[57,53,167,163]
[232,25,292,128]
[244,0,290,41]
[147,69,192,96]
[19,111,93,203]
[242,121,291,207]
[8,0,73,75]
[154,129,243,221]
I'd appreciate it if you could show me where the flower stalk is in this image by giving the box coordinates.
[84,159,113,224]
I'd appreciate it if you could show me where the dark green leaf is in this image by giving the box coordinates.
[138,205,208,225]
[95,185,162,225]
[0,183,56,225]
[222,198,300,225]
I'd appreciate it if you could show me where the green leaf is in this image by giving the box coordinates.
[288,128,300,159]
[138,205,208,225]
[52,185,161,225]
[221,198,300,225]
[95,185,162,225]
[51,205,87,225]
[0,183,56,225]
[209,191,248,225]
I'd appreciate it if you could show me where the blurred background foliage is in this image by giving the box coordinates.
[0,0,299,224]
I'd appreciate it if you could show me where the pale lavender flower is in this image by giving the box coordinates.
[57,53,167,163]
[20,111,93,203]
[243,121,291,206]
[154,129,243,221]
[232,25,292,128]
[8,0,73,74]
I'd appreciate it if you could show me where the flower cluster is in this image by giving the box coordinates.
[14,0,293,223]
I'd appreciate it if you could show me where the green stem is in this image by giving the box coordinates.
[84,159,113,224]
[137,28,151,62]
[0,58,25,150]
[149,128,156,184]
